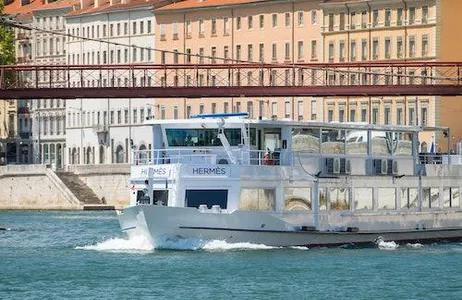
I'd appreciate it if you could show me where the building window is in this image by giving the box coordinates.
[350,40,357,61]
[350,12,356,30]
[199,19,204,36]
[147,20,152,33]
[372,38,379,60]
[284,101,291,119]
[259,43,264,62]
[311,40,317,59]
[421,107,428,126]
[236,17,241,30]
[271,102,277,117]
[422,35,428,57]
[297,41,304,60]
[247,44,253,62]
[173,21,179,40]
[311,10,317,25]
[272,43,277,61]
[397,37,403,58]
[248,16,253,29]
[397,8,403,26]
[361,108,367,122]
[350,109,356,122]
[224,17,230,35]
[272,14,277,28]
[384,107,391,125]
[285,12,290,27]
[173,105,178,120]
[385,38,391,59]
[372,108,378,124]
[259,15,264,29]
[298,12,304,26]
[339,108,345,122]
[211,18,217,35]
[409,36,416,58]
[328,13,334,31]
[361,39,367,61]
[284,42,290,60]
[409,7,416,25]
[327,109,333,122]
[339,13,345,31]
[160,106,166,120]
[199,104,205,114]
[339,41,345,62]
[236,45,241,61]
[328,42,334,62]
[361,10,367,28]
[385,9,391,26]
[408,108,415,125]
[372,9,378,27]
[132,21,137,35]
[186,21,191,38]
[422,6,429,24]
[397,108,403,125]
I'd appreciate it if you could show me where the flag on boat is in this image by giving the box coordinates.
[429,141,435,154]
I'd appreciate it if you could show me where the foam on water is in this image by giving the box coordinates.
[406,243,424,249]
[375,237,399,250]
[202,240,279,251]
[76,235,154,253]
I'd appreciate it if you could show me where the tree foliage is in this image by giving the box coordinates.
[0,1,15,66]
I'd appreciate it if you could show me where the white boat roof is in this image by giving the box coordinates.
[144,116,448,133]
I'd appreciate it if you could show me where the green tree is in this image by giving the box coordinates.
[0,1,15,66]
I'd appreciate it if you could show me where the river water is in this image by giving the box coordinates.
[1,210,462,300]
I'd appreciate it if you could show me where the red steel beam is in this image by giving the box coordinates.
[2,85,462,99]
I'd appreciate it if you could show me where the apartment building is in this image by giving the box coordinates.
[153,0,323,122]
[3,0,38,164]
[30,0,78,168]
[321,0,462,152]
[64,0,170,165]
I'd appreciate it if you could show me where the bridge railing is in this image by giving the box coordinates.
[1,62,461,90]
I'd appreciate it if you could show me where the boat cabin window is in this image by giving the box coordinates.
[292,128,320,153]
[166,128,250,147]
[153,190,168,206]
[239,188,275,211]
[284,188,311,211]
[136,189,150,205]
[185,189,228,209]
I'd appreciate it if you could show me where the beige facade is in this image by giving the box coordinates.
[321,0,438,151]
[153,0,462,153]
[154,0,323,121]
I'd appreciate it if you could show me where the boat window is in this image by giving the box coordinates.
[319,188,328,210]
[422,187,439,208]
[443,187,460,208]
[378,188,396,210]
[153,190,168,206]
[284,188,311,211]
[354,188,372,210]
[329,188,350,210]
[292,128,320,153]
[394,133,413,156]
[136,189,150,205]
[346,130,367,155]
[264,129,281,152]
[239,188,275,211]
[321,129,345,155]
[185,189,228,209]
[166,128,243,147]
[400,188,418,209]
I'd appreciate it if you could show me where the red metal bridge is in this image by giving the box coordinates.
[1,61,462,99]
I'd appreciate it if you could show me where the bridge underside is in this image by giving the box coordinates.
[2,85,462,99]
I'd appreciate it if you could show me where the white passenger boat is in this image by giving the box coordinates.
[117,113,462,247]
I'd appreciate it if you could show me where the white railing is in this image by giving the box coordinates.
[132,148,286,166]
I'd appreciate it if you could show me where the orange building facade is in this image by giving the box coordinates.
[153,0,323,122]
[153,0,462,152]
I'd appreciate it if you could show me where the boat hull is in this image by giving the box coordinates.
[117,205,462,247]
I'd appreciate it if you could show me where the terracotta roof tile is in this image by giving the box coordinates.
[67,0,172,17]
[4,0,45,15]
[34,0,80,10]
[156,0,269,11]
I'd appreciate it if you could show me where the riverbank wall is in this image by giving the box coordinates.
[0,164,130,210]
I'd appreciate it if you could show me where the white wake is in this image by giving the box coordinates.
[375,237,399,250]
[76,235,154,253]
